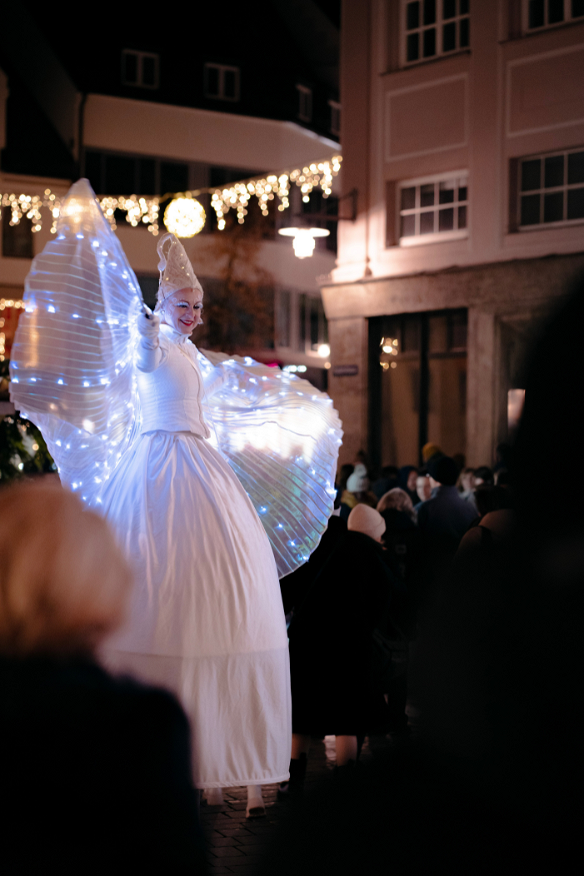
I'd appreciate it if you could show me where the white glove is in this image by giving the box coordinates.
[135,306,162,372]
[137,306,160,343]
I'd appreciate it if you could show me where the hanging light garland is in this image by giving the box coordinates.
[0,154,341,239]
[210,155,341,230]
[0,189,160,235]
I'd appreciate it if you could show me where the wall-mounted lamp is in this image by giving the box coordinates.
[277,189,358,259]
[278,226,330,258]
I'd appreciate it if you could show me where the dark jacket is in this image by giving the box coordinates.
[0,656,206,875]
[288,530,397,734]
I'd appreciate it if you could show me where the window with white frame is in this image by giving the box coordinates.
[524,0,584,31]
[204,63,240,101]
[518,147,584,228]
[296,85,313,122]
[121,50,159,89]
[329,100,341,137]
[403,0,469,65]
[398,173,468,243]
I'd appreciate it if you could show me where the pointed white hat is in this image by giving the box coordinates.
[156,232,203,302]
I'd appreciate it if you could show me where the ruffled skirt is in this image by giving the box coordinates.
[100,430,291,788]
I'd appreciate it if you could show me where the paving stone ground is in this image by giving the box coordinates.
[200,735,381,874]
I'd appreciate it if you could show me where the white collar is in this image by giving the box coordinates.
[160,322,190,346]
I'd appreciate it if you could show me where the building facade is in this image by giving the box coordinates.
[324,0,584,468]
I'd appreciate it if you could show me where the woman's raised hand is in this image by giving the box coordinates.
[138,306,160,340]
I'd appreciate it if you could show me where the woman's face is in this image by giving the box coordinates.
[161,287,203,335]
[461,471,475,492]
[407,470,418,492]
[416,475,432,502]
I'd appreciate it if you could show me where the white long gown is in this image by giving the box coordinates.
[101,324,291,787]
[9,179,342,789]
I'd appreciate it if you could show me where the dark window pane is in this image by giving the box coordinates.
[544,155,564,188]
[138,158,156,194]
[573,0,584,17]
[142,55,156,87]
[439,208,454,231]
[224,69,237,99]
[123,52,138,84]
[206,66,219,96]
[105,154,135,193]
[458,205,467,228]
[458,184,468,201]
[406,1,420,29]
[420,211,435,234]
[407,32,419,61]
[2,208,33,258]
[84,151,102,193]
[450,311,468,350]
[459,17,469,46]
[401,214,416,237]
[567,187,584,219]
[443,0,456,19]
[443,21,456,51]
[521,159,541,191]
[424,0,436,25]
[521,193,540,225]
[401,187,416,210]
[543,191,563,222]
[439,181,455,203]
[403,317,420,352]
[160,162,188,195]
[528,0,545,27]
[548,0,564,22]
[568,151,584,184]
[421,184,435,207]
[460,0,469,13]
[423,27,436,56]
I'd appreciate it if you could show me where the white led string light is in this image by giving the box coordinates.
[0,154,341,239]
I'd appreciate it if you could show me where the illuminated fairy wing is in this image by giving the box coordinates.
[9,179,142,507]
[197,349,343,578]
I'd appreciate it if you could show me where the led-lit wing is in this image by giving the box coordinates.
[9,179,142,507]
[198,349,343,578]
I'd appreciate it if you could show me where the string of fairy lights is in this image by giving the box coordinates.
[0,155,342,361]
[0,154,341,239]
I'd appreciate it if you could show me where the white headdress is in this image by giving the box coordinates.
[156,232,203,307]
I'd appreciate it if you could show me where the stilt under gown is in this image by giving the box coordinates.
[9,179,342,788]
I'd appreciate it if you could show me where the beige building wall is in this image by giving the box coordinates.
[323,0,584,466]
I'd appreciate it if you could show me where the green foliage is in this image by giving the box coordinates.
[0,360,56,483]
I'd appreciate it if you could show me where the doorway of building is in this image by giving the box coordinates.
[369,309,467,469]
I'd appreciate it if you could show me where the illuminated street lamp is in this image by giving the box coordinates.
[278,226,330,259]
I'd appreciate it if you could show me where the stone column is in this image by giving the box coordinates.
[466,308,496,466]
[327,316,369,466]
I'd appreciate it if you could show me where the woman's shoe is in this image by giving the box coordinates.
[204,787,224,806]
[246,785,265,818]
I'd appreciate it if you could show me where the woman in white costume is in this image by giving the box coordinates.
[9,180,342,816]
[101,233,290,814]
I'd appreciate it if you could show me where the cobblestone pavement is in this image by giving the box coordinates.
[200,736,379,875]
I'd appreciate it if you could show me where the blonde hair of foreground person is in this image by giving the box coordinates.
[0,482,132,657]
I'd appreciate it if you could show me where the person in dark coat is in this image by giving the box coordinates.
[282,504,396,793]
[0,481,206,875]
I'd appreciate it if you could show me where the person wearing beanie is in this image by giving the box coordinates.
[422,443,443,466]
[340,463,378,521]
[281,500,398,798]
